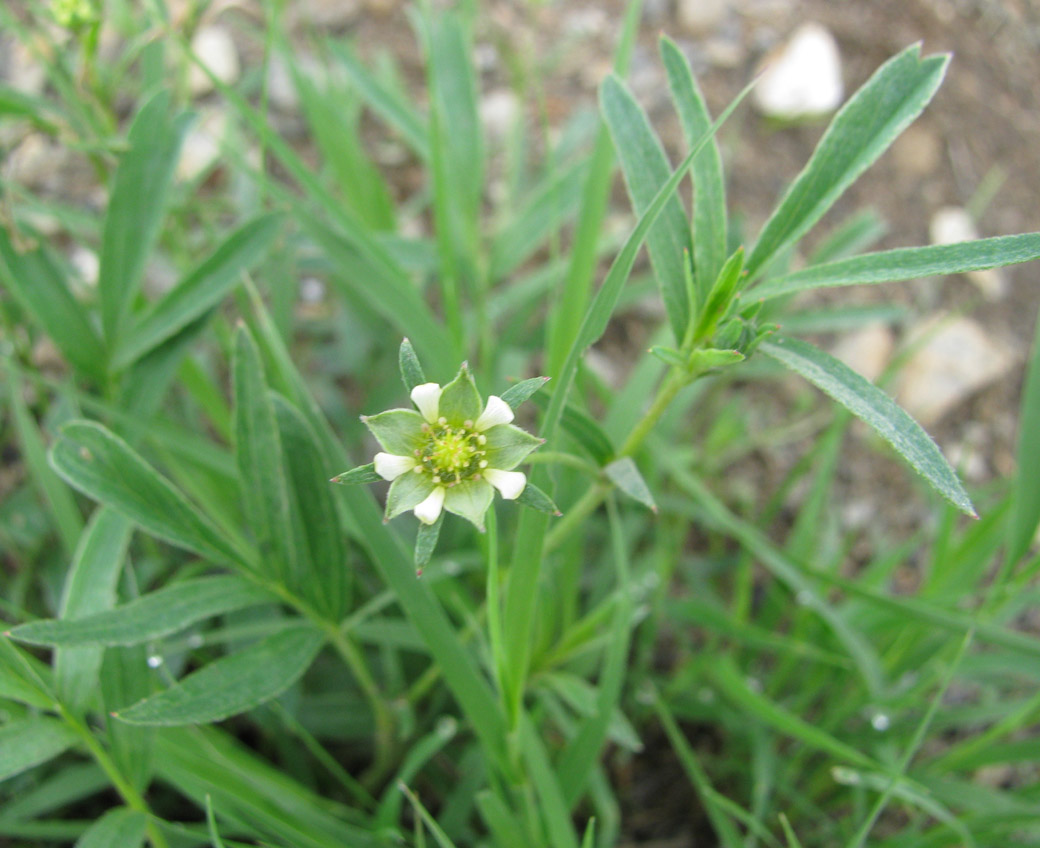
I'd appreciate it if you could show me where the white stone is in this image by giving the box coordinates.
[481,89,520,140]
[896,315,1016,426]
[7,40,47,96]
[830,323,894,383]
[752,23,843,119]
[677,0,730,35]
[70,246,99,288]
[176,110,227,182]
[929,206,1007,300]
[188,25,240,96]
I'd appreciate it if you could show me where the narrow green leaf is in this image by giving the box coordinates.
[5,359,83,555]
[73,807,147,848]
[519,715,581,848]
[604,457,657,512]
[0,718,78,782]
[10,576,274,647]
[331,42,430,159]
[233,327,301,583]
[272,396,347,619]
[99,90,193,343]
[755,233,1040,301]
[499,376,550,411]
[661,35,728,301]
[601,74,692,341]
[1008,304,1040,565]
[49,421,248,565]
[544,0,642,378]
[489,160,588,282]
[0,230,106,383]
[760,336,975,516]
[205,795,227,848]
[55,508,132,710]
[808,209,887,264]
[0,639,55,709]
[694,247,745,342]
[399,337,426,392]
[292,57,396,230]
[113,213,283,369]
[653,692,745,848]
[115,626,325,725]
[746,45,949,279]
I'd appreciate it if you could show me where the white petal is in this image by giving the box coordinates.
[373,452,417,481]
[414,486,446,524]
[410,382,442,423]
[484,468,526,500]
[475,395,514,430]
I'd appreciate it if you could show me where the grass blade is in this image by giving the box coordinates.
[746,45,948,279]
[10,576,274,647]
[115,626,325,725]
[99,90,193,345]
[55,508,132,712]
[113,213,283,369]
[73,807,147,848]
[601,73,692,341]
[0,719,78,782]
[754,233,1040,301]
[49,420,248,566]
[0,232,107,384]
[761,336,975,516]
[661,35,727,302]
[1008,304,1040,564]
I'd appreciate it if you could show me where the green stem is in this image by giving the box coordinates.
[325,624,396,786]
[59,706,170,848]
[546,367,689,552]
[485,507,506,697]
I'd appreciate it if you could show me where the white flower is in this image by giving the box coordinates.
[410,382,443,424]
[475,395,514,430]
[483,468,526,500]
[373,452,417,481]
[413,486,446,524]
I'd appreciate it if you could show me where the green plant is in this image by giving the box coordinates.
[3,1,1040,846]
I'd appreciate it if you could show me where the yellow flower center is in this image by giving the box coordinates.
[418,422,487,485]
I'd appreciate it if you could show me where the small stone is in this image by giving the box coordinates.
[188,25,240,97]
[481,89,520,141]
[5,39,46,96]
[177,109,227,182]
[753,23,843,120]
[677,0,730,34]
[893,124,941,177]
[896,315,1016,425]
[830,323,894,383]
[929,206,1007,300]
[70,246,99,288]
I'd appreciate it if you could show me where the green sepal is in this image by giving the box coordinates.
[415,512,443,574]
[500,376,550,411]
[604,457,657,512]
[439,364,483,426]
[648,345,687,369]
[688,348,745,372]
[331,463,383,485]
[693,246,745,343]
[443,479,494,531]
[482,424,543,471]
[399,338,425,392]
[713,318,742,350]
[516,481,560,516]
[362,409,425,455]
[386,470,435,520]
